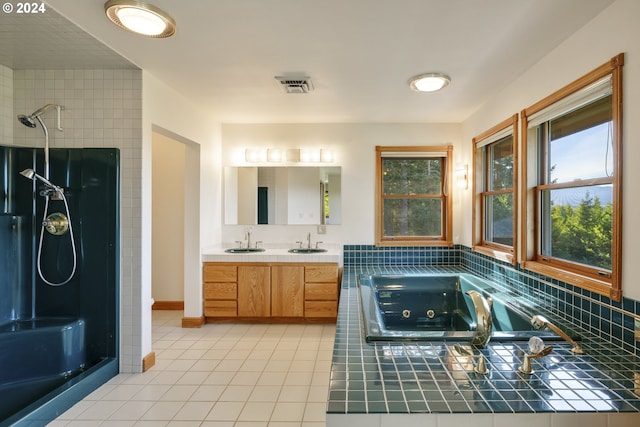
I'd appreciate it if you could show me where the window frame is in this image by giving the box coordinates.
[520,54,623,301]
[472,114,518,264]
[375,145,453,247]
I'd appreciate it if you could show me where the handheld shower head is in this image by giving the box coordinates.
[20,168,36,179]
[20,168,62,194]
[530,314,584,354]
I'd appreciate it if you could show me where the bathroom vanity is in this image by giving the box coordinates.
[202,249,341,322]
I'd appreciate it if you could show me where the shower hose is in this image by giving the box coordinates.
[37,192,77,286]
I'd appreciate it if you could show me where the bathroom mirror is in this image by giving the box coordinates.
[224,166,342,225]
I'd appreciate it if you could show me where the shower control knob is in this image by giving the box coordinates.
[43,212,69,235]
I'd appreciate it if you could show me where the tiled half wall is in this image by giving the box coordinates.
[343,245,640,356]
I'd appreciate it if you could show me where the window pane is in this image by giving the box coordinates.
[548,122,613,183]
[383,198,442,236]
[485,193,513,246]
[383,158,441,194]
[488,136,513,191]
[541,185,612,270]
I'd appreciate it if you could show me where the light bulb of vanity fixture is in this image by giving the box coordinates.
[299,148,321,163]
[245,148,267,163]
[104,0,176,38]
[320,149,335,163]
[267,148,284,162]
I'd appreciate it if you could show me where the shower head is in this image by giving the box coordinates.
[20,168,61,193]
[17,104,63,128]
[20,168,36,179]
[18,115,37,128]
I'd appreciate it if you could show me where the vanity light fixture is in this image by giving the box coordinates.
[245,148,335,164]
[408,73,451,93]
[104,0,176,38]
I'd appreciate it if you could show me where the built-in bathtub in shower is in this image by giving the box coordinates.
[0,146,119,425]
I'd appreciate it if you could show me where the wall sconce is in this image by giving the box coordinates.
[456,164,469,189]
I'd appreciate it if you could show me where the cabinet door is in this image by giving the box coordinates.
[237,265,271,317]
[271,265,304,317]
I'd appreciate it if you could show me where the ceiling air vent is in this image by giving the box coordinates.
[275,76,314,94]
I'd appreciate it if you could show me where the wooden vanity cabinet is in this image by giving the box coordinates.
[237,265,271,317]
[271,265,305,317]
[203,261,339,322]
[203,264,237,317]
[304,265,339,318]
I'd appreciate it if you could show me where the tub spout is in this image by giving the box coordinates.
[466,290,493,348]
[531,315,584,354]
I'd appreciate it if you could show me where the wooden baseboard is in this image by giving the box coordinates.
[182,316,205,328]
[142,352,156,372]
[152,301,184,310]
[204,316,336,324]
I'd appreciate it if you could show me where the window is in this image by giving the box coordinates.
[473,115,518,263]
[375,146,453,246]
[521,54,623,301]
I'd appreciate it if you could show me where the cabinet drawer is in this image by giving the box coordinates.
[305,265,338,283]
[305,282,338,301]
[204,264,237,282]
[204,282,237,300]
[305,301,337,318]
[204,300,237,317]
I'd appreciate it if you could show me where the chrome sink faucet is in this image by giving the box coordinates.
[296,232,323,249]
[466,290,493,348]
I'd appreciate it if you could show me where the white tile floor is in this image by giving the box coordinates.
[49,311,336,426]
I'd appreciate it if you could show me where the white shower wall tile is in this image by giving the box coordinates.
[0,65,13,144]
[11,68,144,373]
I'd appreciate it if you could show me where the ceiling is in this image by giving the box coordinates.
[3,0,615,123]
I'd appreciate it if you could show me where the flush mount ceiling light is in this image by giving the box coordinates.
[408,73,451,93]
[104,0,176,38]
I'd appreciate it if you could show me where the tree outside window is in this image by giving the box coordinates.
[521,53,623,301]
[473,115,518,263]
[375,146,453,246]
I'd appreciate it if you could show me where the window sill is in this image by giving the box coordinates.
[522,260,621,302]
[473,245,515,265]
[375,239,453,247]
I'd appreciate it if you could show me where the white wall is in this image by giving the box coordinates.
[221,123,463,246]
[152,132,185,302]
[142,71,221,365]
[461,0,640,300]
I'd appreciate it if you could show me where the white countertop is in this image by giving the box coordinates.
[202,246,342,264]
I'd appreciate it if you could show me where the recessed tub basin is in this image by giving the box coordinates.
[224,248,266,253]
[288,248,328,254]
[357,273,580,343]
